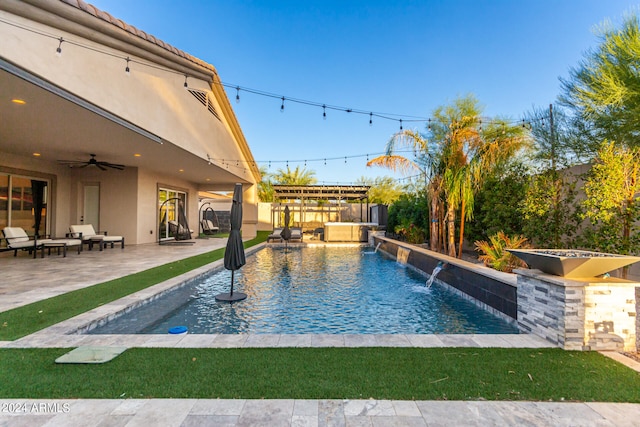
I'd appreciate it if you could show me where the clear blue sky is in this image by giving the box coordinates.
[90,0,639,184]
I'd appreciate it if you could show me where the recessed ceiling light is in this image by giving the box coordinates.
[133,153,141,157]
[205,178,210,181]
[33,152,41,157]
[11,99,26,105]
[179,169,184,172]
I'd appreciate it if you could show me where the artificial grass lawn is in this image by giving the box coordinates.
[0,231,269,341]
[1,347,639,401]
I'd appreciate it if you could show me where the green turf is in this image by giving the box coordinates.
[1,347,639,401]
[0,231,268,341]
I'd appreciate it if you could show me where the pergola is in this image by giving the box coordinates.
[272,185,371,229]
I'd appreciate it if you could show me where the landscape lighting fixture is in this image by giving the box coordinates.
[55,37,63,56]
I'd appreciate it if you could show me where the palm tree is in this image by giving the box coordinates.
[369,95,528,258]
[272,165,317,185]
[257,165,274,202]
[367,129,442,252]
[433,97,529,257]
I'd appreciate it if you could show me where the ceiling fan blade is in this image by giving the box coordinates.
[96,163,107,171]
[106,163,125,170]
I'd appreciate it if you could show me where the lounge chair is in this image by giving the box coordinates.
[201,219,219,235]
[2,227,81,258]
[2,227,50,258]
[291,227,303,242]
[267,228,283,242]
[69,224,124,251]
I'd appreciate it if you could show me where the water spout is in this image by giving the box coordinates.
[374,242,382,253]
[426,261,446,288]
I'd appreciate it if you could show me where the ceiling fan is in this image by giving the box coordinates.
[57,154,125,171]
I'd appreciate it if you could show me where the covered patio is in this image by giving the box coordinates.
[271,185,371,235]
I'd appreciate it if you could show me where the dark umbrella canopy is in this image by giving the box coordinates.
[217,183,247,302]
[281,206,292,241]
[224,184,246,271]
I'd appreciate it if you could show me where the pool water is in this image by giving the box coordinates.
[89,246,518,335]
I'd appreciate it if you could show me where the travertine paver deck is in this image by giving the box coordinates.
[2,238,640,426]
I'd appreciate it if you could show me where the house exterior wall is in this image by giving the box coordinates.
[1,1,259,244]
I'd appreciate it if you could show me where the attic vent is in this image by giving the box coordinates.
[188,89,221,121]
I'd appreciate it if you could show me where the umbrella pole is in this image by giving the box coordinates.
[230,270,235,297]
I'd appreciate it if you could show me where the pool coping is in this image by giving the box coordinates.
[0,243,559,350]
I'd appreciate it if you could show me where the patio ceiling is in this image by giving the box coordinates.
[0,65,247,188]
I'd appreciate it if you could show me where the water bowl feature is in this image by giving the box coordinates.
[506,249,640,278]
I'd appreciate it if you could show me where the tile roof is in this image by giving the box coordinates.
[60,0,216,74]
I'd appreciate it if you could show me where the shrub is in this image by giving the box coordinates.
[474,231,530,273]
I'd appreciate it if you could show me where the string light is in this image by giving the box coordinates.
[323,104,326,120]
[125,56,130,75]
[3,17,547,131]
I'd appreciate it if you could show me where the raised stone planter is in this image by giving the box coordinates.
[516,269,639,351]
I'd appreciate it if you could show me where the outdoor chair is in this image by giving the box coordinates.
[267,228,283,242]
[69,224,124,251]
[2,227,81,258]
[201,219,219,235]
[291,227,303,242]
[2,227,51,258]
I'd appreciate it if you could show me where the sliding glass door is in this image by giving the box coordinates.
[158,188,187,241]
[0,173,48,243]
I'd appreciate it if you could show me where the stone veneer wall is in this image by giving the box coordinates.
[516,269,639,351]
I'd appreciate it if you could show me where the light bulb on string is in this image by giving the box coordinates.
[428,118,432,130]
[344,157,347,164]
[125,57,130,75]
[369,112,373,126]
[324,158,326,166]
[280,97,285,113]
[323,105,326,120]
[184,74,188,88]
[399,119,403,131]
[235,86,240,103]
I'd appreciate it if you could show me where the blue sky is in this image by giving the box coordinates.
[90,1,639,184]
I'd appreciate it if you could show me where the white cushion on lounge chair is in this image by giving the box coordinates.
[267,228,283,241]
[3,227,52,247]
[70,224,124,250]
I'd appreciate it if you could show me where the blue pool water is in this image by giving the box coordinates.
[89,246,518,335]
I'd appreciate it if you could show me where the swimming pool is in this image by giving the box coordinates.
[89,246,519,335]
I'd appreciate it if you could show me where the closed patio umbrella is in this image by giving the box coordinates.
[281,206,292,240]
[281,205,292,252]
[216,183,247,302]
